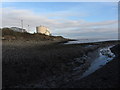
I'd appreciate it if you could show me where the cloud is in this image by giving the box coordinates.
[1,7,118,39]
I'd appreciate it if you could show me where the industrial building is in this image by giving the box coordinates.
[36,26,51,36]
[11,27,26,32]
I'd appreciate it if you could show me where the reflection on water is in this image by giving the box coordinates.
[80,46,115,79]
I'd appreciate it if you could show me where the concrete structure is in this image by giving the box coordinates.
[36,26,51,36]
[11,27,26,32]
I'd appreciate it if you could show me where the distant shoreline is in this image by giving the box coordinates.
[65,39,119,45]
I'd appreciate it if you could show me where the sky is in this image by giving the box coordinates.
[1,2,118,39]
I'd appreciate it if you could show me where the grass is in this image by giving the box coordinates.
[2,40,119,88]
[2,42,96,87]
[2,28,69,42]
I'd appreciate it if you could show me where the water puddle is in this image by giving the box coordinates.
[80,45,115,79]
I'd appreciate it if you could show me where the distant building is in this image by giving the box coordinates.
[11,27,26,32]
[36,26,51,36]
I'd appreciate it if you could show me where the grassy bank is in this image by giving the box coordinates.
[1,28,70,43]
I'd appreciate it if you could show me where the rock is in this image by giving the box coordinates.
[110,44,120,57]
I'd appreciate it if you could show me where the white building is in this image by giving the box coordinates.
[36,26,51,36]
[11,27,26,32]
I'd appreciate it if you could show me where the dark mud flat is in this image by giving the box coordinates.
[63,44,120,88]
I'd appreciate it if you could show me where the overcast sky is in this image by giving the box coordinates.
[1,2,118,39]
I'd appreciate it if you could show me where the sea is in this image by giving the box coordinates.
[65,38,118,44]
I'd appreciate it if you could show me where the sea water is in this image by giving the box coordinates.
[65,38,118,44]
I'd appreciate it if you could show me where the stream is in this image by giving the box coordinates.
[80,45,115,79]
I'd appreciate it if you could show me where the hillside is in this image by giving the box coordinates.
[1,28,69,42]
